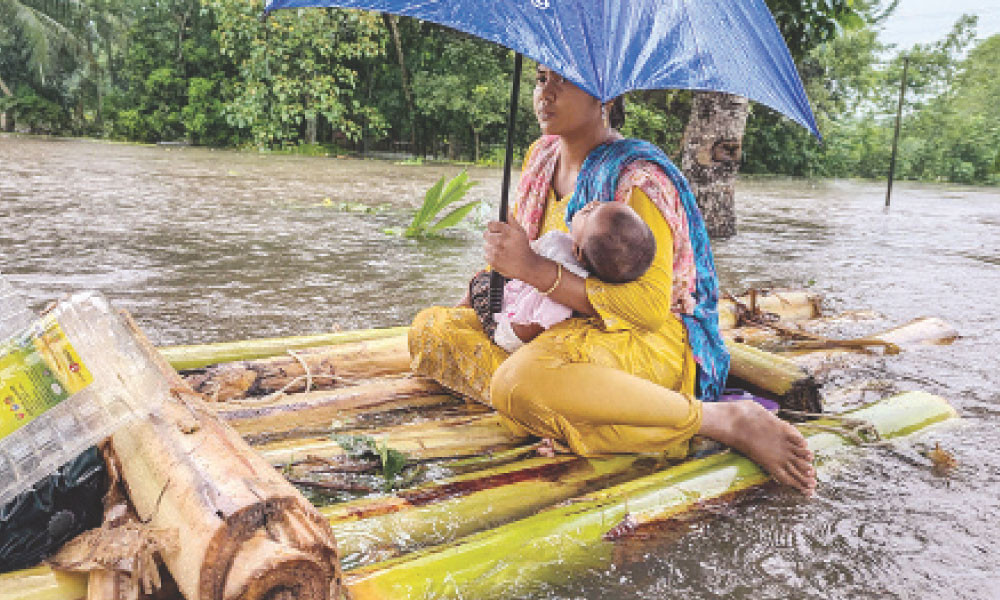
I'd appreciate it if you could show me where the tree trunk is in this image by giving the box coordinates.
[725,340,822,413]
[176,12,189,64]
[0,74,10,132]
[96,73,103,131]
[382,13,416,149]
[680,92,749,239]
[473,129,480,163]
[306,114,318,145]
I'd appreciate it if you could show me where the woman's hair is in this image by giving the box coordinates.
[608,96,626,129]
[581,205,655,284]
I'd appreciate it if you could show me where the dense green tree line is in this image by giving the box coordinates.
[1,0,996,184]
[743,15,999,184]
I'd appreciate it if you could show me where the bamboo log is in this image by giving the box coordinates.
[725,340,822,413]
[718,290,822,330]
[786,317,960,375]
[255,413,529,466]
[0,567,87,600]
[162,289,822,404]
[160,327,410,371]
[183,336,412,402]
[323,454,661,567]
[343,391,956,599]
[210,377,456,439]
[107,314,344,600]
[874,316,959,346]
[3,393,956,599]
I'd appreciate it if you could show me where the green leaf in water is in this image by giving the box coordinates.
[331,433,410,490]
[394,170,479,238]
[377,438,409,483]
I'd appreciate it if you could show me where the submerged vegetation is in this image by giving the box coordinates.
[0,0,996,184]
[331,434,411,490]
[387,171,479,238]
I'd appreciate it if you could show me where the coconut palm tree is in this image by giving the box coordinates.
[0,0,90,85]
[0,0,107,130]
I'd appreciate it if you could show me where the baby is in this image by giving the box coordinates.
[471,202,656,352]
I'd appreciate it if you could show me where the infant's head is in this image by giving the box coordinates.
[570,202,656,283]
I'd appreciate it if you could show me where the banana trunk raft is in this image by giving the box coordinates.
[0,291,961,600]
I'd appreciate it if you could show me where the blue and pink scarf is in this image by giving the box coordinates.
[569,138,730,401]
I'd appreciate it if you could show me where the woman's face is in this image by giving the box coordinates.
[534,66,603,137]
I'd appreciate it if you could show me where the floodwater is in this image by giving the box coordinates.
[2,134,999,599]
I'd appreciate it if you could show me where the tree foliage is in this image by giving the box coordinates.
[742,13,998,185]
[0,0,995,185]
[209,3,385,148]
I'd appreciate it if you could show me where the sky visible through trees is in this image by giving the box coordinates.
[880,0,999,47]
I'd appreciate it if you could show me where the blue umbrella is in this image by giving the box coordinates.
[264,0,820,137]
[264,0,820,308]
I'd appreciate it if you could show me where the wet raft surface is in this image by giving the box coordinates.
[148,295,958,597]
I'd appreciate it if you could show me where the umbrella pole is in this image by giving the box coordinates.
[490,52,523,313]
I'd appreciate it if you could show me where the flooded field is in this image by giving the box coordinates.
[2,134,999,599]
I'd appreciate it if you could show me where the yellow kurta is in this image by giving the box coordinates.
[408,181,701,457]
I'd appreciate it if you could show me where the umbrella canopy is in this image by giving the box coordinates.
[264,0,820,138]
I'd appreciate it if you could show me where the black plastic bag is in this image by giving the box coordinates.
[0,446,107,573]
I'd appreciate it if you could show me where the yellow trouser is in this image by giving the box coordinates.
[408,306,701,457]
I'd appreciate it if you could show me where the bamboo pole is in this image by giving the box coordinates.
[160,290,821,374]
[255,413,529,466]
[725,340,822,412]
[344,391,956,600]
[184,336,412,402]
[160,326,409,371]
[211,377,456,439]
[323,454,659,567]
[106,313,344,600]
[718,290,821,330]
[0,567,86,600]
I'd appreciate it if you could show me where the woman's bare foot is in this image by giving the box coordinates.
[699,400,816,496]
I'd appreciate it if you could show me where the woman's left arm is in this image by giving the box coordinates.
[585,188,675,332]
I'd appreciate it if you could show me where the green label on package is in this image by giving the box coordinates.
[0,315,94,440]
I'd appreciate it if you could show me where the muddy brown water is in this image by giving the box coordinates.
[2,134,999,599]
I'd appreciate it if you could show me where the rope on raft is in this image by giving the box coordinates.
[226,349,338,405]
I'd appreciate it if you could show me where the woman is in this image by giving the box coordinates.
[410,65,816,495]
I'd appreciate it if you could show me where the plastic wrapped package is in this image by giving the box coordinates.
[0,289,169,508]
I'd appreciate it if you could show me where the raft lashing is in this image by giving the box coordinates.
[0,290,960,600]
